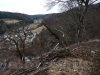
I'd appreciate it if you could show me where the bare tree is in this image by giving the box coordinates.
[6,27,33,64]
[46,0,99,43]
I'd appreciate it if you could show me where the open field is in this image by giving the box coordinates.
[32,25,46,33]
[26,23,39,29]
[3,19,21,24]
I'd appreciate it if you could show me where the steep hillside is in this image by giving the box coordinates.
[3,40,100,75]
[44,3,100,42]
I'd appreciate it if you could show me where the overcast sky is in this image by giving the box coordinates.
[0,0,59,15]
[0,0,100,15]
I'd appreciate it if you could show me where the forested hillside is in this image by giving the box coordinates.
[0,11,32,22]
[44,2,100,44]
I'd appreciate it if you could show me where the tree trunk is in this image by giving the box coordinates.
[76,0,89,43]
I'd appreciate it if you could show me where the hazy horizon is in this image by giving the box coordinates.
[0,0,59,15]
[0,0,100,15]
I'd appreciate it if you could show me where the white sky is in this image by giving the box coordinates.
[0,0,100,15]
[0,0,59,15]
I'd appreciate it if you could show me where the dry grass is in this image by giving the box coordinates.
[3,19,20,24]
[32,25,46,33]
[33,40,100,75]
[2,40,100,75]
[26,23,38,29]
[68,40,100,61]
[48,58,93,75]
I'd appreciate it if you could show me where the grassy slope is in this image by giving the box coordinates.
[4,40,100,75]
[3,19,21,24]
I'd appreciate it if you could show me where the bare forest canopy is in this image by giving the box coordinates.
[43,2,100,44]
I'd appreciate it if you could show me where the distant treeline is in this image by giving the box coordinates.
[0,11,32,22]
